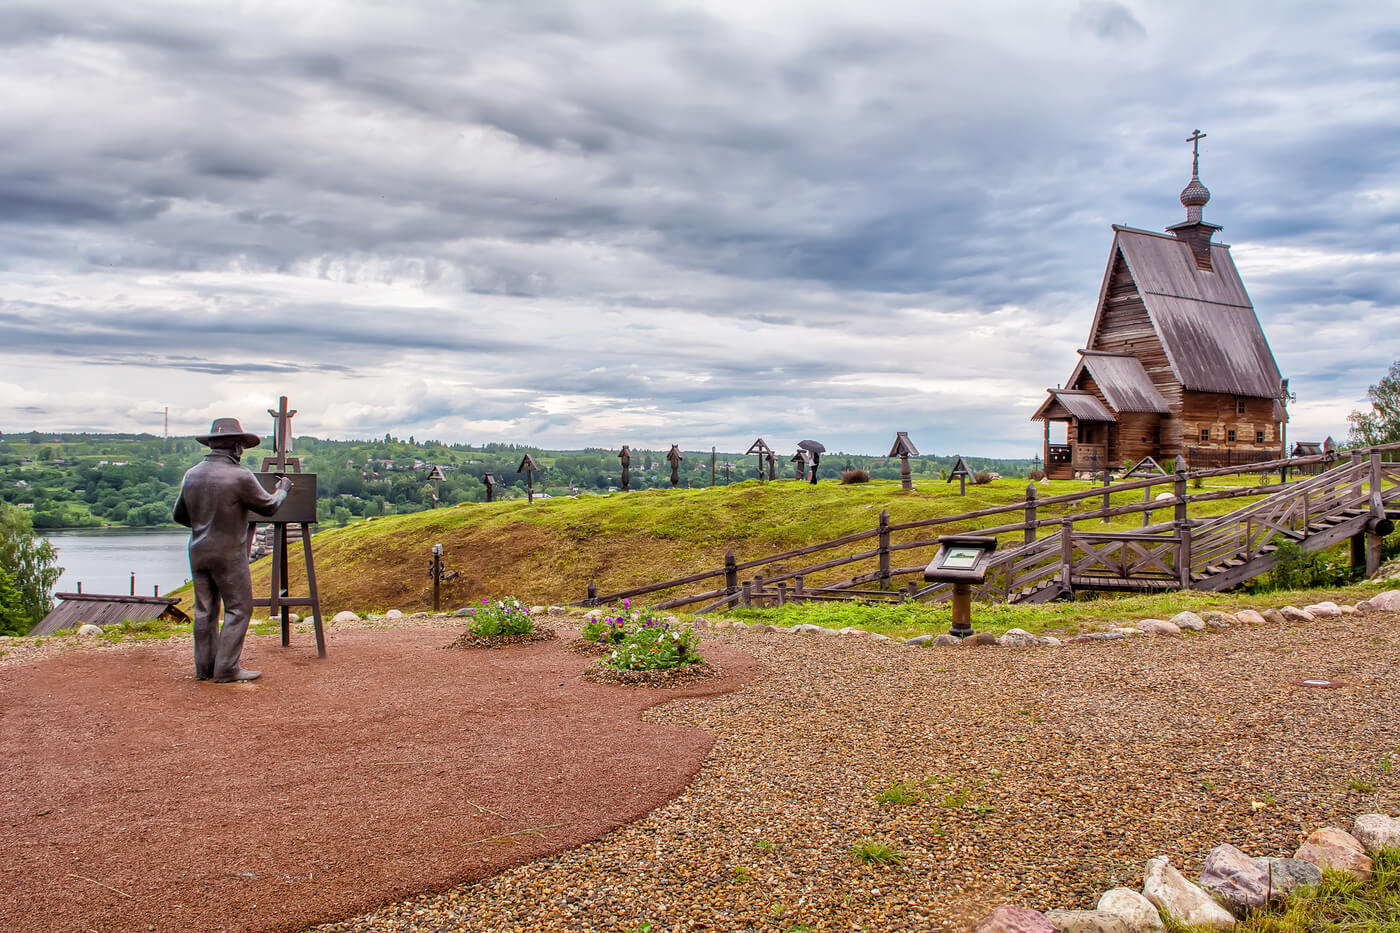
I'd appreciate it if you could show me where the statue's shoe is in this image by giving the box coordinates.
[213,668,261,683]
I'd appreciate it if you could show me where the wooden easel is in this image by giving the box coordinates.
[252,396,326,657]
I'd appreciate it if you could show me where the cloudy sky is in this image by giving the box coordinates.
[1,0,1396,457]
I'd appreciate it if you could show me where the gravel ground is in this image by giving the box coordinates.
[310,608,1400,933]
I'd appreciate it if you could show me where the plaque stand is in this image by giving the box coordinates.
[252,396,326,657]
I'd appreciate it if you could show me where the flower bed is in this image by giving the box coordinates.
[578,602,713,686]
[446,597,556,649]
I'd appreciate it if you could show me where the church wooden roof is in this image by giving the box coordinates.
[1078,351,1170,413]
[1098,226,1284,399]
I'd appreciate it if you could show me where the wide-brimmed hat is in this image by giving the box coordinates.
[196,417,261,448]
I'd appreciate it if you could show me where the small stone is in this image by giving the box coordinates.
[712,620,731,630]
[384,609,404,620]
[408,611,429,620]
[1202,611,1235,629]
[975,905,1057,933]
[905,634,934,646]
[869,633,892,641]
[729,620,748,630]
[1110,626,1141,636]
[664,615,679,625]
[1252,856,1322,895]
[1352,813,1400,854]
[1262,608,1287,625]
[288,613,301,624]
[792,623,826,635]
[1294,827,1372,879]
[1200,843,1275,913]
[75,623,102,638]
[1340,604,1357,615]
[453,607,473,617]
[1091,631,1126,641]
[1137,619,1181,636]
[332,610,359,623]
[1355,599,1373,613]
[530,605,546,615]
[1096,887,1164,933]
[1067,634,1096,644]
[964,632,1000,646]
[1303,601,1342,619]
[1367,589,1400,611]
[1043,909,1133,933]
[931,634,962,647]
[1280,605,1316,623]
[1143,856,1235,930]
[1235,609,1266,626]
[548,605,566,615]
[1038,636,1063,647]
[1154,492,1174,502]
[837,627,870,637]
[1169,611,1205,631]
[582,609,602,620]
[998,628,1038,647]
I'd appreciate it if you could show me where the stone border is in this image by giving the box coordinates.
[582,659,720,689]
[444,626,557,650]
[974,813,1400,933]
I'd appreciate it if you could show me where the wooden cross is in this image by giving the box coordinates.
[261,396,301,473]
[1186,128,1206,174]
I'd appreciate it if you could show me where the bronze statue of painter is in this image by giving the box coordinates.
[174,418,291,683]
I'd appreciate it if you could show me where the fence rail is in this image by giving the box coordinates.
[572,441,1400,611]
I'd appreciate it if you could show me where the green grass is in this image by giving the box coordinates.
[1227,848,1400,932]
[851,838,907,866]
[877,780,924,805]
[726,580,1386,639]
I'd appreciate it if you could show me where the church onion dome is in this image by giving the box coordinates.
[1180,172,1210,222]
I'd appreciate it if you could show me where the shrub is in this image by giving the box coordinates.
[973,471,994,485]
[601,620,702,671]
[1027,469,1045,481]
[851,838,906,865]
[840,469,870,484]
[466,597,536,637]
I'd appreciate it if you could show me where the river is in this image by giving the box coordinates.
[40,528,192,597]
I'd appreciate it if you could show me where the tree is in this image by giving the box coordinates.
[0,503,61,635]
[1348,359,1400,448]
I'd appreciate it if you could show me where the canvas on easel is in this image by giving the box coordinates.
[248,396,326,658]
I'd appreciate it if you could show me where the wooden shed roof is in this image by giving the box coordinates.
[1035,390,1117,423]
[1104,227,1284,399]
[1078,351,1170,414]
[30,593,189,637]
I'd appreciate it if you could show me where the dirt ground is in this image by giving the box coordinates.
[0,626,758,933]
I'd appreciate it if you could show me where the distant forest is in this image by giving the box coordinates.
[0,431,1035,529]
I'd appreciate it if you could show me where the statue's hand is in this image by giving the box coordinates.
[276,476,294,494]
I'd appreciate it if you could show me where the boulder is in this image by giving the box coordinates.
[975,905,1057,933]
[837,627,870,637]
[1235,609,1267,626]
[1095,887,1165,933]
[905,634,934,646]
[792,623,827,635]
[288,613,301,624]
[1202,611,1236,629]
[1368,590,1400,611]
[530,605,546,615]
[384,609,404,620]
[964,632,1000,646]
[711,620,731,630]
[1253,856,1322,895]
[1199,843,1275,913]
[931,634,963,647]
[1280,605,1316,624]
[1169,611,1205,631]
[1044,909,1133,933]
[1137,619,1181,636]
[1142,857,1235,930]
[1352,813,1400,854]
[999,628,1038,647]
[1094,631,1127,641]
[1039,636,1063,647]
[1354,599,1373,613]
[453,607,473,617]
[582,609,602,620]
[548,605,566,616]
[1154,492,1174,502]
[75,623,102,638]
[870,633,893,642]
[1303,601,1342,619]
[1262,608,1287,625]
[331,611,359,623]
[1294,827,1372,879]
[1110,627,1142,637]
[1340,605,1357,615]
[408,611,430,620]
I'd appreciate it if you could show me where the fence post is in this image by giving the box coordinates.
[776,581,787,607]
[1142,483,1152,528]
[586,581,597,606]
[724,550,738,608]
[794,575,804,602]
[1367,450,1386,576]
[1102,466,1112,524]
[1177,520,1193,589]
[906,580,918,599]
[740,581,752,607]
[1060,518,1074,592]
[753,573,765,603]
[1173,456,1188,526]
[1024,483,1037,545]
[1350,449,1365,504]
[878,509,891,588]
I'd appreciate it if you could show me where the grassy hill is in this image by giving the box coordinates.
[238,474,1281,616]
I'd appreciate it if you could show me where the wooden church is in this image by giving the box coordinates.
[1033,133,1288,479]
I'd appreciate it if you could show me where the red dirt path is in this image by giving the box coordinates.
[0,628,758,933]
